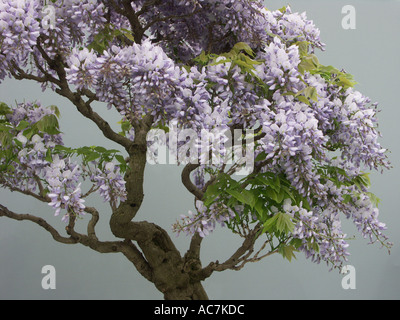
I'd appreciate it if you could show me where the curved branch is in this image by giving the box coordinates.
[119,240,153,282]
[0,178,49,203]
[84,206,100,240]
[181,163,204,200]
[0,204,154,282]
[183,233,203,274]
[0,204,76,244]
[0,204,124,254]
[0,204,127,254]
[34,37,134,151]
[192,227,277,281]
[53,86,133,150]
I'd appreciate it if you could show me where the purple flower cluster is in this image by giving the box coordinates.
[46,155,85,222]
[262,6,325,51]
[346,193,390,246]
[282,200,350,269]
[255,37,301,91]
[41,0,106,49]
[66,39,216,135]
[173,200,235,237]
[66,40,180,116]
[0,0,41,82]
[2,102,62,193]
[0,102,85,222]
[328,88,388,171]
[91,161,127,207]
[165,4,389,268]
[0,102,128,221]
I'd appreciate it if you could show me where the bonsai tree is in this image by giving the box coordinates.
[0,0,392,300]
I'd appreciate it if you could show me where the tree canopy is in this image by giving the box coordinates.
[0,0,392,299]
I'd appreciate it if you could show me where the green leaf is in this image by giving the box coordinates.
[295,41,310,57]
[265,188,278,202]
[275,189,285,204]
[338,75,357,88]
[22,128,35,140]
[115,154,125,164]
[278,5,287,13]
[280,185,297,203]
[36,114,61,135]
[343,194,353,204]
[298,54,319,74]
[226,189,256,208]
[262,214,279,233]
[275,212,295,233]
[0,102,12,116]
[262,212,294,235]
[297,95,311,106]
[254,199,266,218]
[204,183,222,206]
[290,238,303,249]
[94,146,108,153]
[49,105,60,118]
[367,192,381,207]
[307,238,320,253]
[15,120,30,131]
[195,51,209,65]
[274,176,281,192]
[45,148,53,163]
[232,42,254,56]
[208,58,231,67]
[120,28,135,42]
[0,131,12,147]
[359,173,371,187]
[255,151,267,162]
[279,245,297,262]
[85,151,101,162]
[304,86,318,102]
[318,65,340,75]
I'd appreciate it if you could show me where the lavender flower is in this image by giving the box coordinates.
[91,161,127,207]
[173,200,235,237]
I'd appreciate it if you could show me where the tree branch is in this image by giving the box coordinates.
[181,163,204,200]
[54,87,133,151]
[191,226,278,281]
[0,204,77,244]
[0,203,154,281]
[120,239,153,282]
[183,233,203,274]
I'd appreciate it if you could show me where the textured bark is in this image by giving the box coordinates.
[107,114,209,300]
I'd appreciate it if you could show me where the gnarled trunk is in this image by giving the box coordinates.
[110,212,209,300]
[109,115,209,300]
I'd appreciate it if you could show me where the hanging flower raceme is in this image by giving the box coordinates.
[0,0,41,82]
[91,161,127,208]
[46,155,85,222]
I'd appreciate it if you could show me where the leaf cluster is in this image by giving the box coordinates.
[0,103,61,172]
[52,145,127,173]
[87,24,135,54]
[194,42,263,77]
[286,41,358,106]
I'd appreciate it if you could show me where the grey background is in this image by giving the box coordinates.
[0,0,399,299]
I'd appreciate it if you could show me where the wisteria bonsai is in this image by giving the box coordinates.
[0,0,392,300]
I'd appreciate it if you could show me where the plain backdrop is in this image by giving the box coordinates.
[0,0,399,300]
